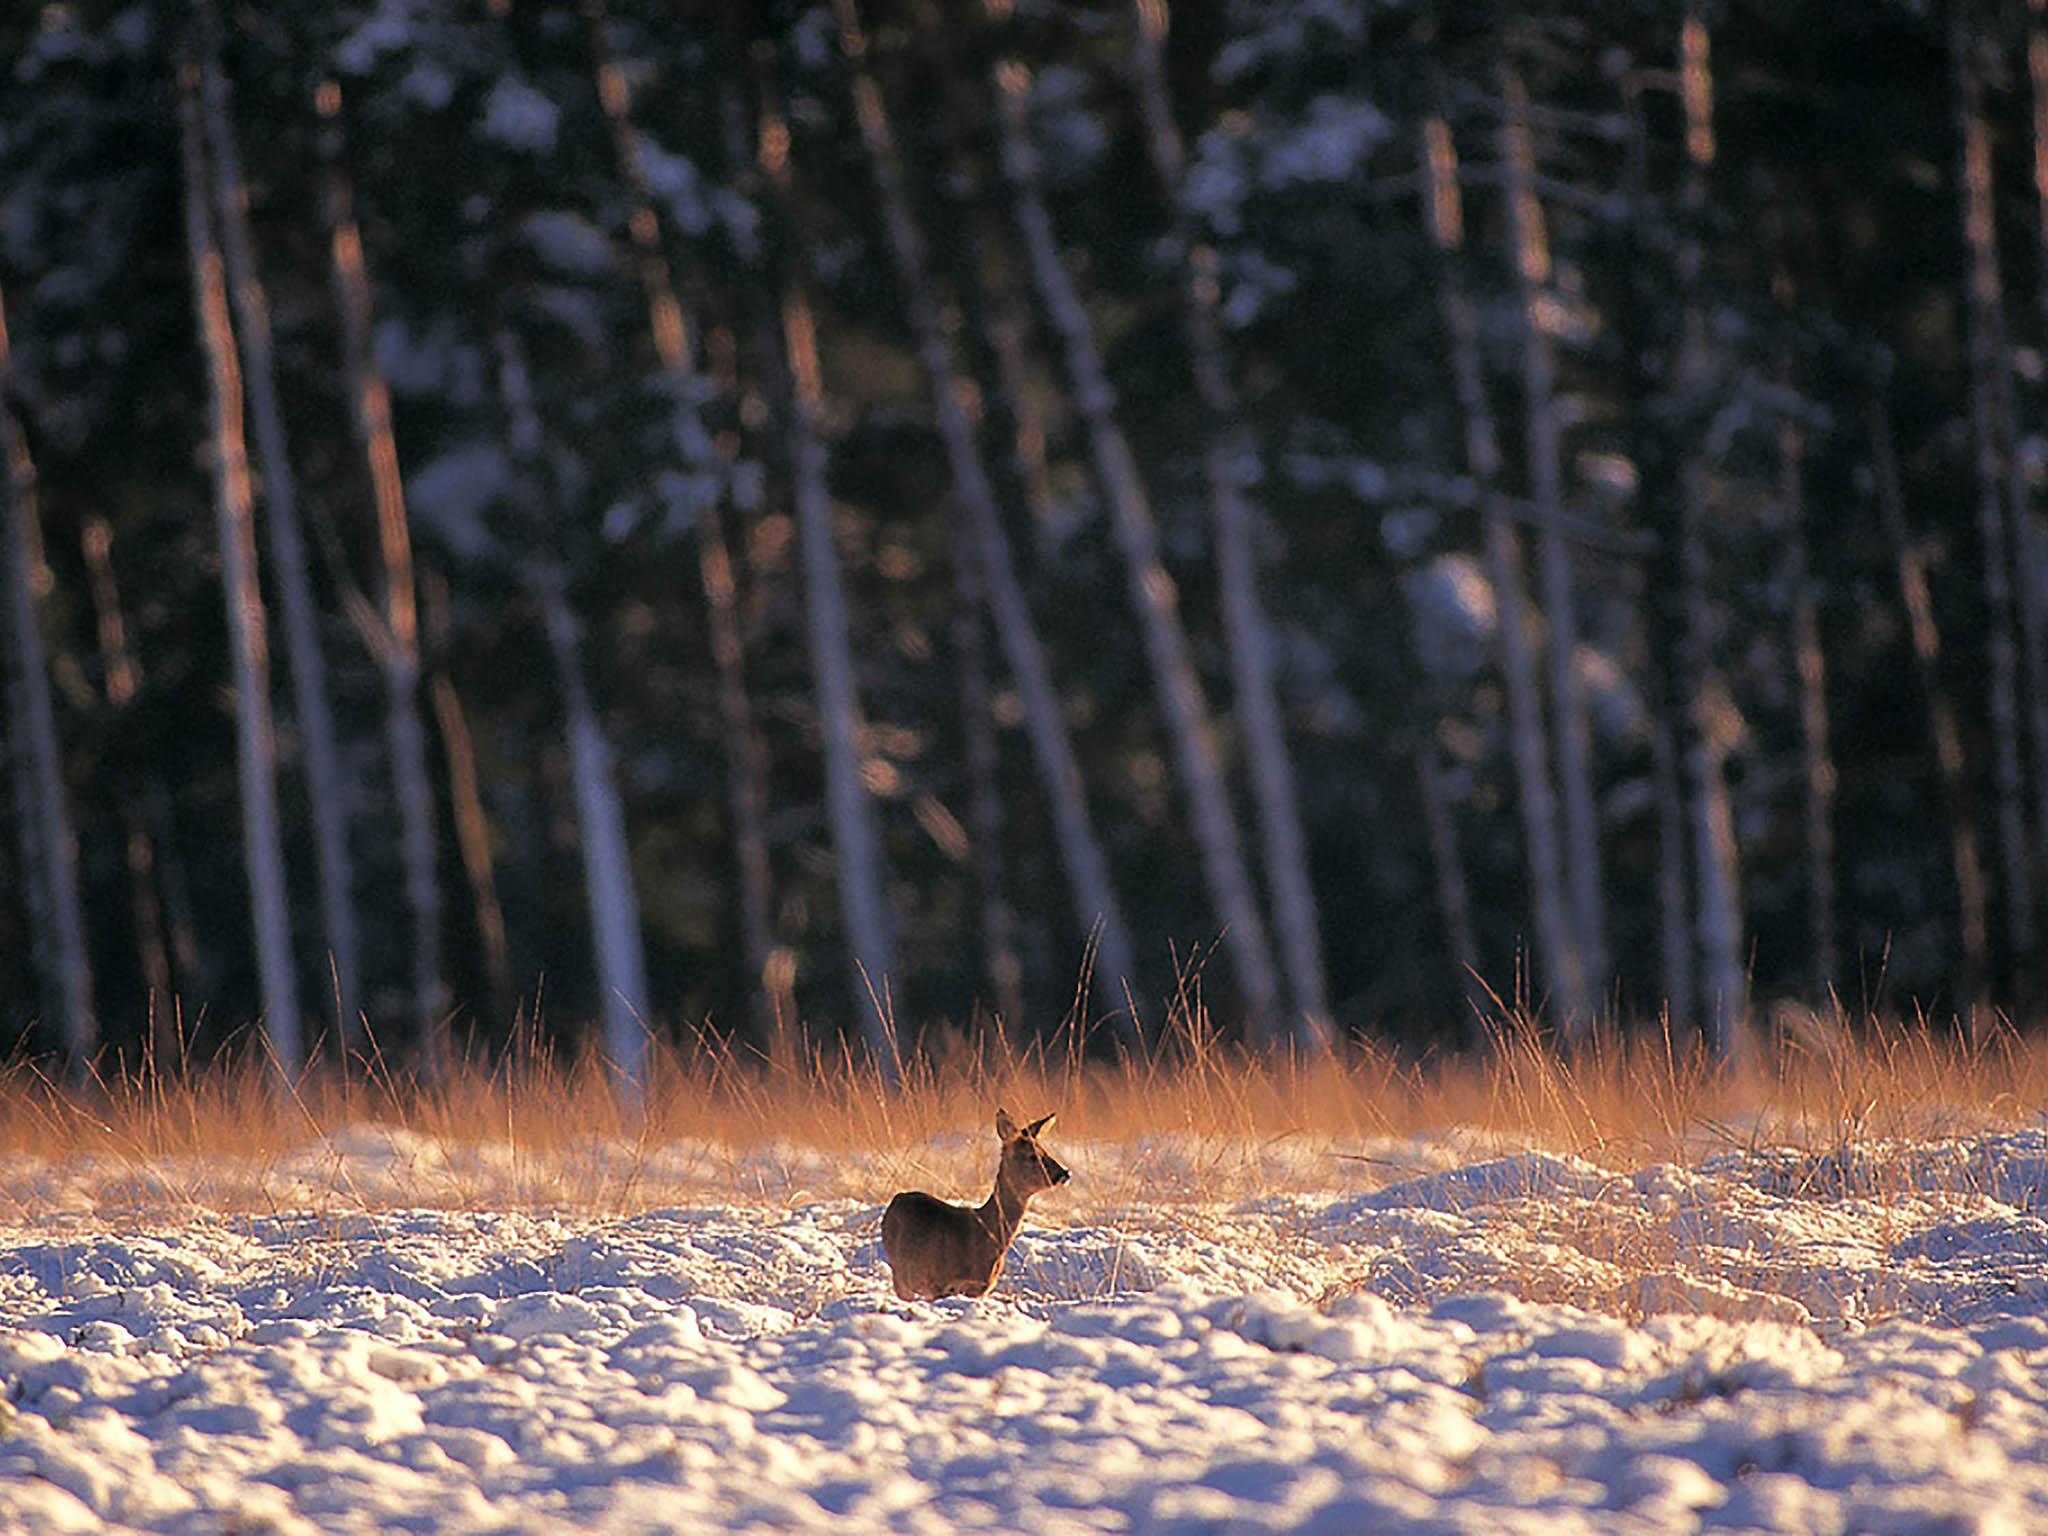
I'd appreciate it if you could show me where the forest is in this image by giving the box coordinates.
[2,0,2044,1085]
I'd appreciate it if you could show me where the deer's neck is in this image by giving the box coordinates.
[976,1177,1030,1255]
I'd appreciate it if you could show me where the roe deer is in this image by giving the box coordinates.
[882,1109,1069,1299]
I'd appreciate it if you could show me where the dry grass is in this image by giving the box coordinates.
[0,1006,2043,1226]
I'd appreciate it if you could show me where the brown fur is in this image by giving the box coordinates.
[881,1110,1069,1299]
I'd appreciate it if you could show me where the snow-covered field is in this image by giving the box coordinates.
[5,1123,2048,1533]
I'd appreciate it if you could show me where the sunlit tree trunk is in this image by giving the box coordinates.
[78,513,176,1060]
[1674,14,1745,1054]
[748,41,899,1074]
[495,324,653,1096]
[312,77,446,1068]
[1500,63,1605,1030]
[583,0,780,1051]
[420,569,514,1025]
[988,35,1298,1051]
[1954,22,2034,992]
[1420,113,1588,1029]
[0,283,94,1072]
[1869,390,1992,1012]
[197,9,360,1050]
[176,55,301,1078]
[828,0,1140,1045]
[1129,0,1330,1037]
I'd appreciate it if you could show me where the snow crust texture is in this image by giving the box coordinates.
[3,1129,2047,1533]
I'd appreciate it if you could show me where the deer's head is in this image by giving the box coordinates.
[995,1108,1069,1196]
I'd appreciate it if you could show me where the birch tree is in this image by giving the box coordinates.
[1420,112,1589,1028]
[1500,60,1604,1029]
[494,324,653,1095]
[748,35,899,1073]
[176,54,301,1077]
[1673,12,1745,1053]
[0,280,94,1070]
[1953,18,2033,992]
[985,15,1306,1051]
[827,0,1142,1045]
[312,76,445,1065]
[1618,66,1694,1034]
[421,569,514,1022]
[77,512,179,1060]
[1127,0,1329,1034]
[581,0,780,1050]
[196,4,361,1046]
[1766,207,1836,1000]
[1869,387,1990,1010]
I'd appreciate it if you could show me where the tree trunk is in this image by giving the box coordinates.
[0,283,95,1072]
[583,0,780,1051]
[1674,14,1745,1054]
[495,324,653,1095]
[747,38,899,1074]
[77,512,177,1060]
[1128,0,1331,1037]
[1617,68,1697,1037]
[1649,714,1694,1034]
[1413,737,1482,1034]
[827,0,1141,1045]
[987,37,1298,1051]
[1766,241,1837,1001]
[312,76,446,1069]
[421,568,514,1025]
[1869,390,1992,1013]
[1500,63,1605,1030]
[198,9,361,1051]
[1954,21,2034,992]
[1420,112,1588,1029]
[176,54,302,1078]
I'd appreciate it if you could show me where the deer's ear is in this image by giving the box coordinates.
[995,1108,1019,1140]
[1025,1113,1056,1137]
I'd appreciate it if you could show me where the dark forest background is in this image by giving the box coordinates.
[3,0,2043,1084]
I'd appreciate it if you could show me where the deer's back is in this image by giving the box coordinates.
[882,1190,1000,1299]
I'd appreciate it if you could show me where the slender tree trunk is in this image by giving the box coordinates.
[1500,63,1605,1030]
[312,77,446,1068]
[1674,14,1745,1054]
[950,530,1028,1032]
[1413,737,1482,1033]
[1869,391,1992,1012]
[1649,714,1694,1033]
[1129,0,1331,1037]
[988,38,1297,1051]
[0,284,94,1071]
[77,513,176,1058]
[1954,21,2034,992]
[197,10,360,1050]
[583,0,780,1050]
[1420,112,1588,1028]
[176,55,301,1078]
[421,569,514,1024]
[826,0,1141,1045]
[495,324,653,1095]
[747,40,899,1074]
[1617,72,1697,1036]
[1766,243,1837,1000]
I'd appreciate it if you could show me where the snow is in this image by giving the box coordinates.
[5,1125,2048,1532]
[478,77,559,155]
